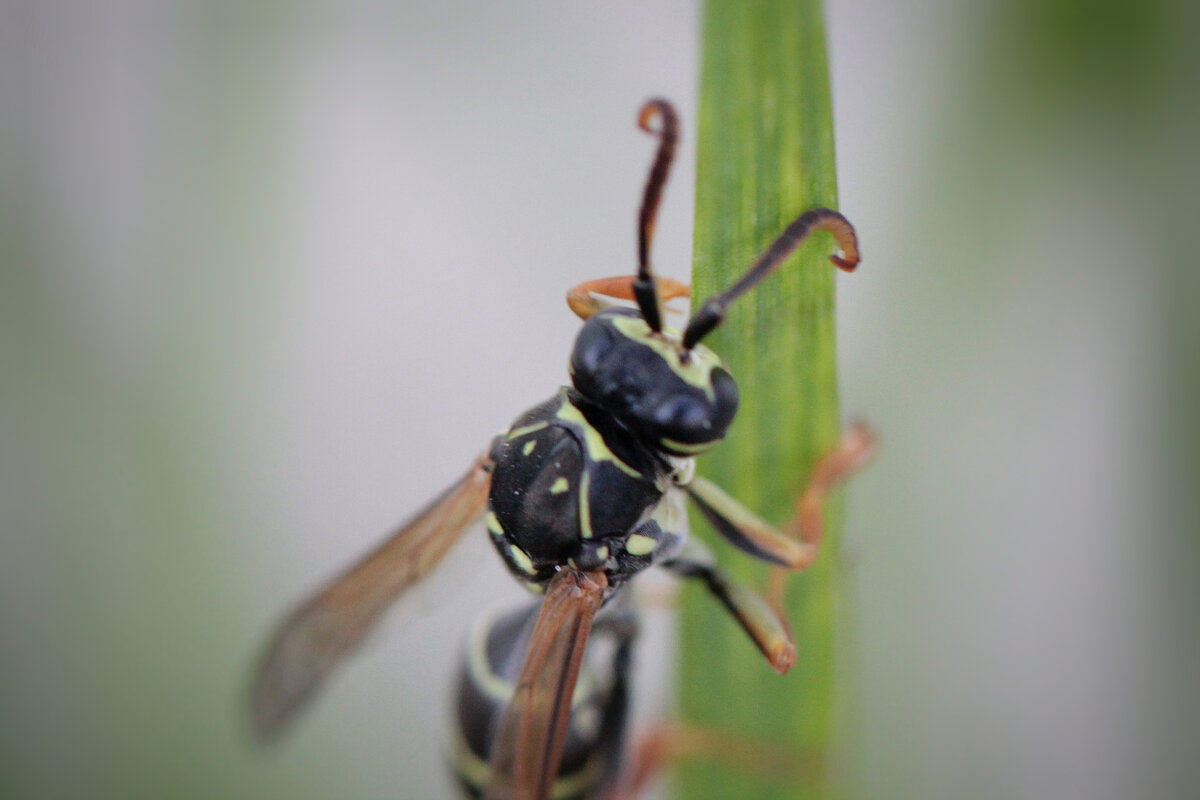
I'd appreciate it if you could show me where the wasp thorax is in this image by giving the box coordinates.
[569,308,739,456]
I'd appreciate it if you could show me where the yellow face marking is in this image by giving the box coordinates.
[659,436,719,455]
[625,533,657,556]
[522,440,537,456]
[555,391,642,478]
[550,476,569,494]
[506,421,549,440]
[611,315,724,399]
[485,511,504,535]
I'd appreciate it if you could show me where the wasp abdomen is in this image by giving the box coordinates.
[451,603,634,799]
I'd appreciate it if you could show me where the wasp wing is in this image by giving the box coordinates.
[249,449,493,742]
[483,568,608,800]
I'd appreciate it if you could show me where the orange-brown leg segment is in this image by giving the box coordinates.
[766,421,878,611]
[685,425,874,574]
[566,275,690,321]
[598,722,823,800]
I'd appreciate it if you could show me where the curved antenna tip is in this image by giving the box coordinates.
[637,98,675,133]
[830,253,860,272]
[634,98,680,333]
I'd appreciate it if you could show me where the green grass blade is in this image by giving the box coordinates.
[676,1,850,798]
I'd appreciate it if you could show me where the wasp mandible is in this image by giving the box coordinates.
[250,98,874,800]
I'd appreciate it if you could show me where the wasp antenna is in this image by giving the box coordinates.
[682,208,860,350]
[634,98,679,333]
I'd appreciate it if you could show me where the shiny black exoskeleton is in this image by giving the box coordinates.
[485,385,684,590]
[485,305,736,592]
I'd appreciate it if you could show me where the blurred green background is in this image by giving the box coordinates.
[2,1,1197,799]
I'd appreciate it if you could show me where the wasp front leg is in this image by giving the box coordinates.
[565,276,690,321]
[684,422,877,608]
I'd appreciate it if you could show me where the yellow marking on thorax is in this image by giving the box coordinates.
[506,420,549,440]
[507,544,536,576]
[554,391,642,478]
[550,477,569,494]
[625,533,657,556]
[578,469,592,538]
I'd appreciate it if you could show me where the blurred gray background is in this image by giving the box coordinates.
[3,1,1197,799]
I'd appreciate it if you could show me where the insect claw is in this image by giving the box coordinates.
[830,252,859,272]
[770,641,797,675]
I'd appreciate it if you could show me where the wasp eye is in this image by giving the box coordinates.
[651,394,713,431]
[639,366,738,454]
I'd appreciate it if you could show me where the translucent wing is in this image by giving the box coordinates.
[483,568,608,800]
[249,450,493,741]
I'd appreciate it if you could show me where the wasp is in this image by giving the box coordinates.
[250,99,874,800]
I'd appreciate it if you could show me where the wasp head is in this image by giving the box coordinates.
[569,307,738,457]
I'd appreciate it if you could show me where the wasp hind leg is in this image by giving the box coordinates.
[597,722,823,800]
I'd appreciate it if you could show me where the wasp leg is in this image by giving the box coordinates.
[765,421,878,610]
[566,276,690,321]
[598,722,822,800]
[597,724,673,800]
[686,421,877,572]
[660,540,795,674]
[685,477,808,569]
